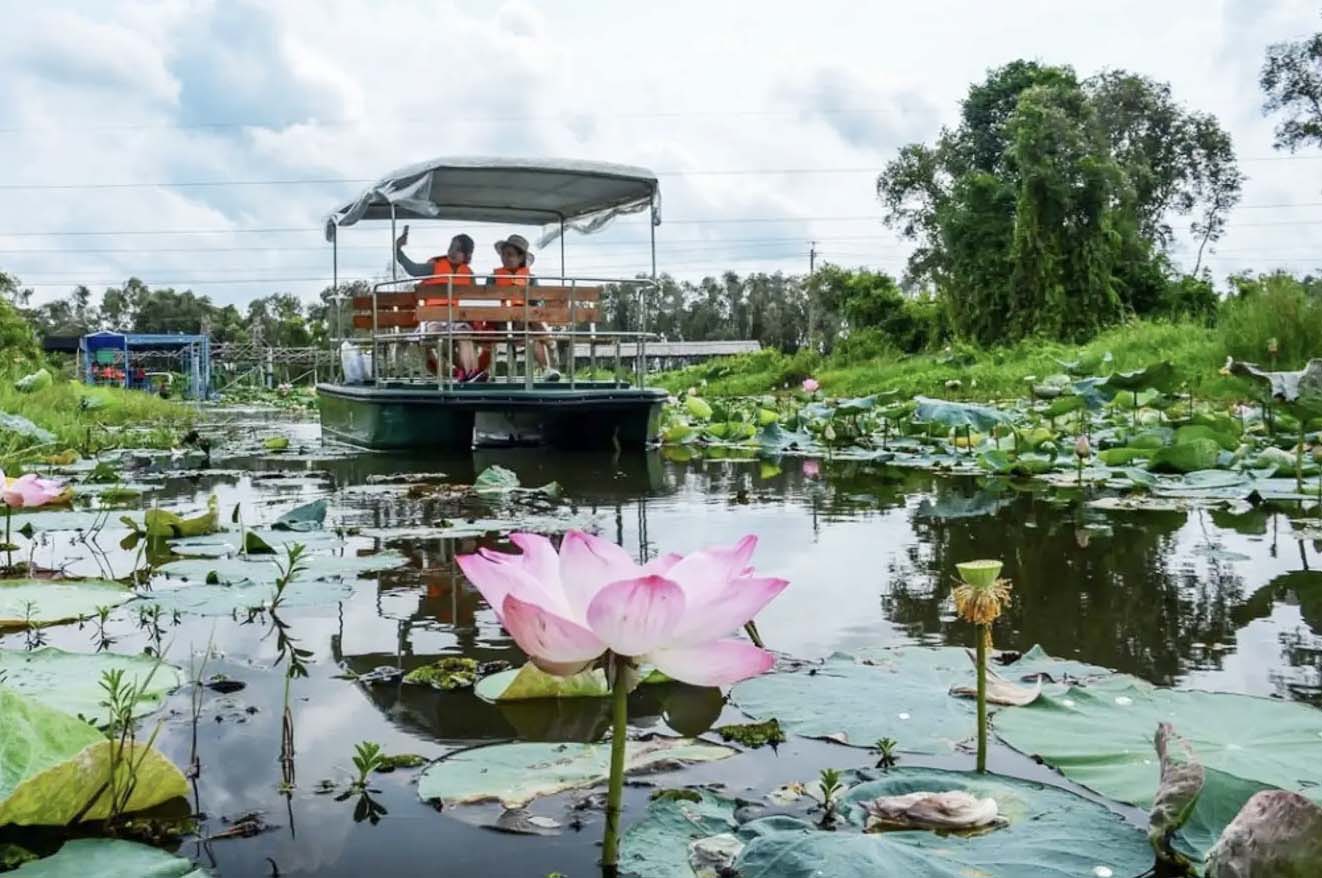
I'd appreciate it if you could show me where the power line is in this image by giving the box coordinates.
[0,168,898,191]
[6,170,1322,193]
[0,234,907,256]
[0,217,889,238]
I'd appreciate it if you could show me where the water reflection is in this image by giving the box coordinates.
[6,429,1321,878]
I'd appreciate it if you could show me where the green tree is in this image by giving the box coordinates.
[1261,31,1322,151]
[878,61,1241,345]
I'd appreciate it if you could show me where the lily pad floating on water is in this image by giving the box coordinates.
[0,647,182,725]
[167,529,341,558]
[155,550,407,586]
[0,688,187,826]
[0,579,132,629]
[993,674,1322,810]
[272,498,327,531]
[730,650,975,752]
[10,839,208,878]
[131,496,219,539]
[416,737,736,810]
[473,464,561,498]
[620,768,1153,878]
[732,646,1116,754]
[140,575,354,616]
[474,662,609,701]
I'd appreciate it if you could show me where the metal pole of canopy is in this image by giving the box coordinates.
[562,216,572,388]
[642,192,656,388]
[332,226,340,347]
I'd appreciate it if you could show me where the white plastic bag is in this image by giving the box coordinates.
[340,341,366,384]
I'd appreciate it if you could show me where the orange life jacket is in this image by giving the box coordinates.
[493,266,531,306]
[419,257,473,305]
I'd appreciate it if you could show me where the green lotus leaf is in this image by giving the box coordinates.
[0,579,132,629]
[0,688,187,826]
[0,648,182,726]
[416,738,735,810]
[11,839,208,877]
[621,768,1152,878]
[1148,439,1221,474]
[994,675,1322,810]
[474,662,609,702]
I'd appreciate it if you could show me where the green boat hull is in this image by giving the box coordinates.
[317,381,667,450]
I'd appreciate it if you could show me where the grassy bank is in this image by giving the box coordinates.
[655,319,1255,403]
[0,373,193,457]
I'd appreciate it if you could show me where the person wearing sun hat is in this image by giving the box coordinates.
[491,234,559,380]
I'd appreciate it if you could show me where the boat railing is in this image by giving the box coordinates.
[352,274,659,391]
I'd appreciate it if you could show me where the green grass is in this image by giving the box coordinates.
[656,319,1256,404]
[0,373,193,457]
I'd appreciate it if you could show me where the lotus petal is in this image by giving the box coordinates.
[671,576,789,645]
[665,536,758,604]
[558,530,641,618]
[641,552,684,576]
[457,552,567,622]
[506,533,561,586]
[502,594,605,664]
[586,576,685,656]
[648,638,774,687]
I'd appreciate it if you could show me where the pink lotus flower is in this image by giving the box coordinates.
[802,459,821,479]
[801,378,820,393]
[0,470,68,508]
[457,531,787,687]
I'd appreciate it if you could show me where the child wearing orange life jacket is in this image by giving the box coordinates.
[395,230,488,380]
[492,234,557,379]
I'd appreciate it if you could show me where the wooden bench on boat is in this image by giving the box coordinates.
[351,285,603,330]
[351,284,623,381]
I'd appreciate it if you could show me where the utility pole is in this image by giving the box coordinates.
[807,241,817,353]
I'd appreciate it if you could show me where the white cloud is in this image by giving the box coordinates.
[1,0,1321,306]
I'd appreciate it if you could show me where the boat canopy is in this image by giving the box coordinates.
[325,157,660,247]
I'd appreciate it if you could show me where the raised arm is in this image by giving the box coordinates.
[394,236,434,279]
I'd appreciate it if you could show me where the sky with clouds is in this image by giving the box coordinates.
[1,0,1320,308]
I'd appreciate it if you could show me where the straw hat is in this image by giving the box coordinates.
[494,233,536,266]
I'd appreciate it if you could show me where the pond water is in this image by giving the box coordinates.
[3,412,1320,877]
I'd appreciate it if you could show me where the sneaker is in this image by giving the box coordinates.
[543,369,562,383]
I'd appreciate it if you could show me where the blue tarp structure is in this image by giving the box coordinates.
[79,331,211,400]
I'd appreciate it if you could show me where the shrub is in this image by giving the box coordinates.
[833,328,902,365]
[1218,272,1322,367]
[0,297,40,368]
[1159,274,1218,324]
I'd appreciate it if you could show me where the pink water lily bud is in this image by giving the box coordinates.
[801,378,820,393]
[457,531,787,688]
[1074,435,1091,460]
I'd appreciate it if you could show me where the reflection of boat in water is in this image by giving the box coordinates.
[314,447,666,500]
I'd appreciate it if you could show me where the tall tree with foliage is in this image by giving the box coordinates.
[878,61,1241,345]
[1262,30,1322,152]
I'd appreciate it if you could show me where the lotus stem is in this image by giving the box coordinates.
[1295,423,1306,497]
[976,623,988,774]
[602,656,630,871]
